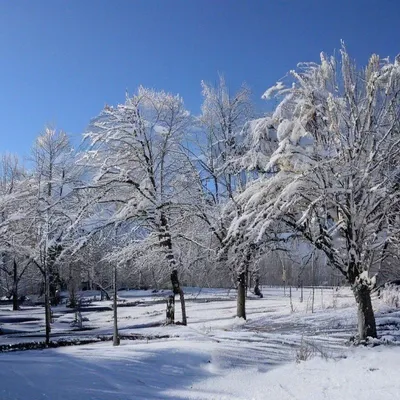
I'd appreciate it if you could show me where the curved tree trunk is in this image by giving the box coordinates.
[353,284,377,340]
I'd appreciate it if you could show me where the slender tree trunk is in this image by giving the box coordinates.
[353,284,377,340]
[289,285,294,312]
[113,266,120,346]
[300,280,303,303]
[311,254,315,313]
[237,270,246,319]
[12,260,19,311]
[160,212,187,325]
[320,287,323,308]
[178,287,187,325]
[44,269,51,346]
[245,269,249,298]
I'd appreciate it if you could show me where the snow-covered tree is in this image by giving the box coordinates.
[186,77,280,318]
[0,154,31,310]
[84,87,193,325]
[23,127,79,344]
[228,45,400,339]
[197,75,254,200]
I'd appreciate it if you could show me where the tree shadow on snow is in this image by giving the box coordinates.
[0,342,218,400]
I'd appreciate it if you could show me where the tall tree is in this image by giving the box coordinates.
[228,46,400,340]
[84,87,192,325]
[0,154,30,310]
[190,76,279,318]
[198,75,254,200]
[26,127,77,344]
[190,77,254,317]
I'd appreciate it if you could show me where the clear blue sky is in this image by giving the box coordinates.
[0,0,399,155]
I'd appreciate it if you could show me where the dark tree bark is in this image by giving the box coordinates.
[160,212,187,325]
[237,270,246,319]
[353,284,377,340]
[113,266,120,346]
[236,245,255,319]
[12,260,19,311]
[12,290,18,311]
[47,243,63,306]
[178,289,187,325]
[170,269,187,325]
[96,283,111,301]
[166,295,175,325]
[69,287,77,309]
[254,276,263,298]
[44,269,51,346]
[347,258,377,340]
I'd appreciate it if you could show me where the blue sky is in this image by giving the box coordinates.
[0,0,399,155]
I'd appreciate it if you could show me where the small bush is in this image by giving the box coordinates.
[296,336,333,363]
[296,338,314,363]
[381,284,400,308]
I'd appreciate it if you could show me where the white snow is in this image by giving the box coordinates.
[0,287,399,400]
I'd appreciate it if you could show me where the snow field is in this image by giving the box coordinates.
[0,287,399,399]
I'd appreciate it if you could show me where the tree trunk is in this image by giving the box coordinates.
[97,284,111,301]
[160,212,187,325]
[237,246,255,318]
[254,276,263,298]
[353,284,377,340]
[171,269,187,325]
[44,270,51,346]
[12,259,19,311]
[245,269,249,298]
[311,253,315,313]
[69,286,77,309]
[300,280,303,303]
[12,290,18,311]
[178,287,187,325]
[113,266,120,346]
[166,295,175,325]
[237,271,246,319]
[289,285,294,312]
[49,270,61,306]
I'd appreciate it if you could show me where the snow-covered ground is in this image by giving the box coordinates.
[0,287,399,399]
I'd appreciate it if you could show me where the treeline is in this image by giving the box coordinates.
[1,46,400,341]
